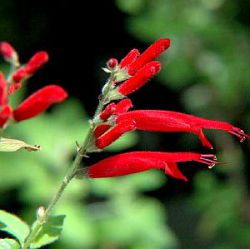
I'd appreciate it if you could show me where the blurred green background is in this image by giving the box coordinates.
[0,0,250,248]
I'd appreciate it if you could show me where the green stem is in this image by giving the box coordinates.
[22,74,115,249]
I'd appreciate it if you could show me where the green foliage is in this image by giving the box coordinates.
[0,239,20,249]
[30,215,65,249]
[0,210,29,245]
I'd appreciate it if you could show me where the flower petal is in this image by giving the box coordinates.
[13,85,68,122]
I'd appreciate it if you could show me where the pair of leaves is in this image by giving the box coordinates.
[0,210,65,249]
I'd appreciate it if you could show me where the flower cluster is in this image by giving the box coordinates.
[87,38,249,181]
[0,42,68,129]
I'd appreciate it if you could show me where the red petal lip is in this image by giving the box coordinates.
[13,85,68,122]
[87,151,218,180]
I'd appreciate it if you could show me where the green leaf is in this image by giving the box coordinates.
[0,138,41,152]
[0,239,20,249]
[0,210,30,244]
[30,215,65,249]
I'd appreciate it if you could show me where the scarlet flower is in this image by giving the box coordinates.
[25,51,49,75]
[118,61,161,96]
[12,51,49,83]
[0,105,12,128]
[87,152,219,181]
[0,42,18,63]
[116,110,250,149]
[126,38,170,75]
[94,124,112,139]
[95,119,136,149]
[99,98,133,121]
[0,73,8,105]
[13,85,68,122]
[119,49,140,69]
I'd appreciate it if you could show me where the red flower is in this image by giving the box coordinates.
[13,85,68,122]
[0,105,12,128]
[87,152,219,181]
[0,42,18,63]
[99,103,117,121]
[120,49,140,69]
[94,124,112,139]
[99,98,133,121]
[118,61,161,96]
[0,73,8,105]
[12,51,49,83]
[116,110,250,149]
[12,67,28,83]
[95,119,136,149]
[126,38,170,75]
[25,51,49,75]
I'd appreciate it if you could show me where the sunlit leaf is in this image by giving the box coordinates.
[30,215,65,249]
[0,238,20,249]
[0,210,30,244]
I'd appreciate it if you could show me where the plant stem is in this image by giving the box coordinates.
[22,74,115,249]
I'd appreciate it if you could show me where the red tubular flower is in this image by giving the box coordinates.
[13,85,68,122]
[0,42,17,62]
[113,98,133,115]
[127,38,170,75]
[25,51,49,75]
[8,82,22,95]
[100,103,116,121]
[94,124,112,138]
[95,119,136,149]
[0,73,8,105]
[118,61,161,96]
[12,67,28,83]
[116,110,250,149]
[99,99,133,121]
[120,49,140,69]
[87,152,219,181]
[0,105,12,128]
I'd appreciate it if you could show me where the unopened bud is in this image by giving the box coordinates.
[36,206,46,219]
[107,58,118,69]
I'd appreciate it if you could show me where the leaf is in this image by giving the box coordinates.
[30,215,65,249]
[0,138,41,152]
[0,239,20,249]
[0,210,30,244]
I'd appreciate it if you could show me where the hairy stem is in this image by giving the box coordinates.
[22,74,115,249]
